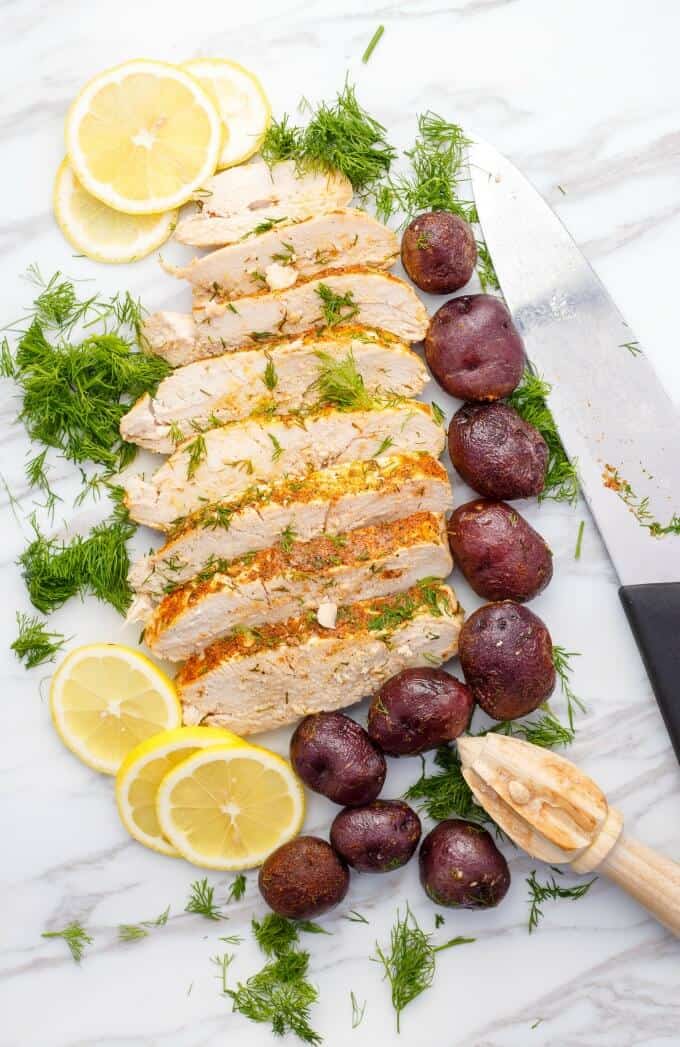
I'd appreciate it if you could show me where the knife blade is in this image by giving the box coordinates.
[469,139,680,758]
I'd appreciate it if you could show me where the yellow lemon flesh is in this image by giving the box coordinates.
[182,58,270,169]
[115,726,242,856]
[156,743,304,870]
[50,644,181,775]
[53,158,178,263]
[65,59,223,214]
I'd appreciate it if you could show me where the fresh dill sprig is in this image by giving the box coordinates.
[476,240,500,292]
[280,523,297,554]
[26,448,61,519]
[268,432,284,462]
[228,949,321,1045]
[316,283,360,328]
[602,465,680,536]
[366,582,446,635]
[42,921,93,963]
[220,934,244,945]
[372,435,394,458]
[506,369,579,503]
[252,914,300,957]
[143,905,170,927]
[343,910,369,924]
[374,905,474,1032]
[251,216,289,236]
[118,923,148,943]
[575,520,585,559]
[620,340,641,356]
[491,710,575,748]
[186,435,207,479]
[526,870,596,933]
[405,745,489,823]
[362,24,384,63]
[271,242,296,266]
[212,951,235,993]
[185,878,225,921]
[227,874,247,902]
[19,512,135,615]
[261,80,396,196]
[262,351,278,391]
[376,112,473,225]
[350,990,367,1028]
[312,350,373,410]
[552,646,585,730]
[11,612,67,668]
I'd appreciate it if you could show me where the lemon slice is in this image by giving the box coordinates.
[65,59,223,214]
[50,644,181,775]
[116,726,242,856]
[53,159,178,263]
[156,743,304,870]
[183,58,270,169]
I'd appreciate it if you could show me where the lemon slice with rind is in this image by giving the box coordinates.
[65,59,223,214]
[53,159,178,263]
[156,743,304,870]
[116,725,242,856]
[182,58,270,169]
[50,644,181,775]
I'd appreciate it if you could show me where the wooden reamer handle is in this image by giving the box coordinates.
[599,833,680,936]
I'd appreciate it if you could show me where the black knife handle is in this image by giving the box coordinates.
[619,582,680,763]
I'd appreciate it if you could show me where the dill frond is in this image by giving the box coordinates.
[350,991,367,1028]
[372,435,394,458]
[212,951,235,994]
[185,878,224,920]
[118,924,148,943]
[374,905,474,1032]
[11,612,67,669]
[262,351,278,391]
[526,870,596,933]
[405,746,489,823]
[42,921,93,963]
[343,910,369,924]
[476,240,500,292]
[227,874,247,902]
[430,401,446,426]
[228,949,321,1045]
[260,114,305,166]
[280,524,297,554]
[312,350,373,410]
[315,283,360,328]
[506,369,579,503]
[552,646,586,730]
[185,435,207,479]
[491,710,575,748]
[268,432,284,462]
[252,914,299,957]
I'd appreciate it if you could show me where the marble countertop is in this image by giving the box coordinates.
[1,1,678,1044]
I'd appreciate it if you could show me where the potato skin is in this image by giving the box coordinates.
[448,402,548,500]
[330,799,421,873]
[425,294,525,401]
[259,836,350,918]
[419,819,510,908]
[367,668,474,756]
[448,499,553,602]
[401,212,477,294]
[458,601,555,720]
[290,711,386,806]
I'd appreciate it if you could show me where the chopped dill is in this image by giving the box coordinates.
[312,350,373,410]
[212,952,235,993]
[19,512,135,615]
[602,464,680,536]
[552,646,585,730]
[169,421,184,445]
[186,435,207,479]
[25,449,61,520]
[250,330,274,341]
[374,905,474,1032]
[227,873,247,902]
[261,80,396,196]
[476,240,500,292]
[252,216,289,236]
[430,401,446,426]
[280,523,297,554]
[185,878,225,921]
[316,283,360,328]
[526,870,596,932]
[506,369,579,503]
[268,432,284,461]
[350,990,367,1028]
[11,612,67,669]
[262,351,278,391]
[574,520,585,559]
[118,924,148,943]
[434,914,445,929]
[271,242,296,266]
[620,340,641,356]
[144,905,170,927]
[372,435,394,458]
[362,24,384,63]
[42,921,93,964]
[228,949,321,1045]
[343,910,369,924]
[417,577,448,617]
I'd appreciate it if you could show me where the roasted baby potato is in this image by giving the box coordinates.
[259,836,350,918]
[367,667,474,755]
[330,799,421,872]
[424,294,524,401]
[419,819,510,908]
[448,402,548,500]
[458,601,555,720]
[448,499,553,602]
[290,711,386,806]
[401,212,477,294]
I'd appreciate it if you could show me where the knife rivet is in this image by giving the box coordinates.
[508,780,531,805]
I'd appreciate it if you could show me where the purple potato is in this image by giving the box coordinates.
[330,799,421,872]
[448,499,553,602]
[425,294,525,401]
[448,401,548,500]
[458,601,555,720]
[401,212,477,294]
[419,819,510,909]
[367,668,474,756]
[290,711,386,806]
[258,836,349,918]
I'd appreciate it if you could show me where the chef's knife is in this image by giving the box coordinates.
[469,140,680,761]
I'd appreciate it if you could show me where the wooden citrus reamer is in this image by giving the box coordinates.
[457,733,680,935]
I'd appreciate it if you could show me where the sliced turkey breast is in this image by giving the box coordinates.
[144,512,452,661]
[175,160,353,247]
[177,582,463,735]
[128,454,454,619]
[120,327,428,453]
[142,270,430,366]
[123,402,445,532]
[168,210,398,298]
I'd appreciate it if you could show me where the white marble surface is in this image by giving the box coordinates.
[1,1,679,1044]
